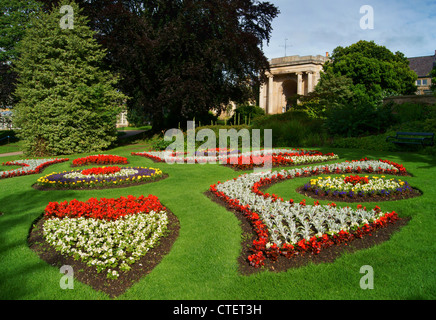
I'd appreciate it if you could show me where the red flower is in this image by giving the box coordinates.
[81,166,122,175]
[72,155,128,167]
[44,195,165,221]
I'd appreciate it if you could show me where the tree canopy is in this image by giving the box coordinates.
[39,0,279,129]
[0,0,41,107]
[14,1,126,156]
[322,40,417,105]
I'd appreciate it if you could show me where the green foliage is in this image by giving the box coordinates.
[324,40,417,103]
[0,0,41,63]
[47,0,279,130]
[390,102,435,125]
[232,105,265,125]
[330,131,397,152]
[13,1,127,156]
[297,69,355,119]
[250,110,327,147]
[310,41,417,138]
[324,101,394,137]
[0,0,42,107]
[149,124,250,151]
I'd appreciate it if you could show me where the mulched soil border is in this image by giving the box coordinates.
[204,190,410,276]
[31,174,169,191]
[27,207,180,298]
[295,185,422,203]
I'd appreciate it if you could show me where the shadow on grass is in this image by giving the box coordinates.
[0,188,78,299]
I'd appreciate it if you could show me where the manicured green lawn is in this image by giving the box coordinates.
[0,145,435,300]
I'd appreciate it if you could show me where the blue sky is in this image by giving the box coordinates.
[262,0,436,60]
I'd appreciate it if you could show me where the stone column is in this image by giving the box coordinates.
[259,82,266,112]
[296,72,303,95]
[267,75,273,114]
[307,71,313,93]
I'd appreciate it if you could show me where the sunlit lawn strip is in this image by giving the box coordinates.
[209,158,408,268]
[35,166,165,189]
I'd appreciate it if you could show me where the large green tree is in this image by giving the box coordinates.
[40,0,279,130]
[14,1,126,156]
[0,0,41,107]
[323,40,417,105]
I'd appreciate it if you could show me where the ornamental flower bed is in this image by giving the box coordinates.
[209,158,407,269]
[72,154,128,167]
[194,148,240,156]
[41,195,169,280]
[132,148,339,170]
[1,158,69,179]
[222,151,339,170]
[299,175,418,201]
[35,166,165,190]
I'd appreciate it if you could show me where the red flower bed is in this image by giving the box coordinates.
[81,166,122,176]
[344,175,369,185]
[224,151,337,170]
[72,155,128,167]
[44,195,166,221]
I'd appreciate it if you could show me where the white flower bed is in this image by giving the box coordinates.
[214,159,402,247]
[43,210,168,279]
[136,148,339,164]
[1,158,68,178]
[285,154,339,165]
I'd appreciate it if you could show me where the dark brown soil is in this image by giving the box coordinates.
[31,174,169,191]
[27,208,180,298]
[204,190,410,276]
[296,186,422,203]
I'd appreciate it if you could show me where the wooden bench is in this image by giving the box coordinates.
[386,132,434,147]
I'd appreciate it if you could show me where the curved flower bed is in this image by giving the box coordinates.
[72,154,128,167]
[132,148,339,170]
[42,195,168,279]
[222,151,339,170]
[209,158,407,268]
[1,158,69,179]
[299,174,417,201]
[36,166,165,189]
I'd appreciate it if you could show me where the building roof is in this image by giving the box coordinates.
[408,54,436,78]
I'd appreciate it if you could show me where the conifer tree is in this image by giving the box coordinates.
[13,1,126,156]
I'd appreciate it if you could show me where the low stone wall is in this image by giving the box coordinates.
[383,94,436,105]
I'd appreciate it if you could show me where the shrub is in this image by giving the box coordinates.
[232,105,265,124]
[250,110,327,148]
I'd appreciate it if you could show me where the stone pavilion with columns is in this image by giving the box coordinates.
[259,54,329,114]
